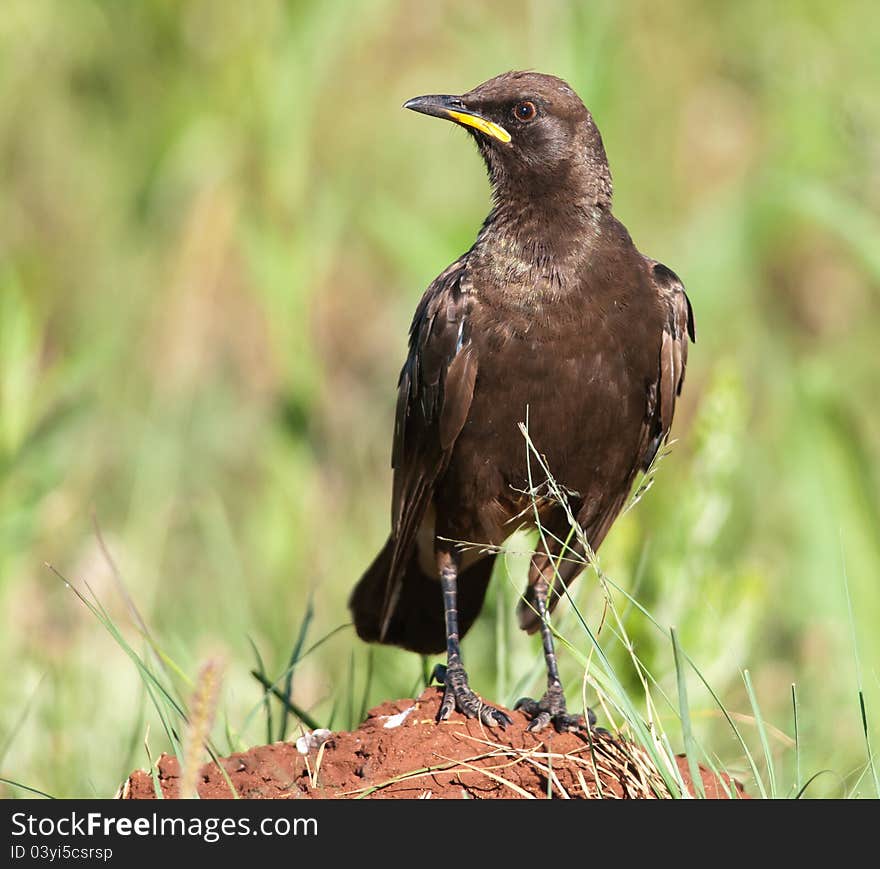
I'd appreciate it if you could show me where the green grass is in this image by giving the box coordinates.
[2,0,880,798]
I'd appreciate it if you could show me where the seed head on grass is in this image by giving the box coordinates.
[178,658,224,799]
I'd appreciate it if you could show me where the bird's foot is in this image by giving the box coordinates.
[431,664,512,728]
[515,684,596,733]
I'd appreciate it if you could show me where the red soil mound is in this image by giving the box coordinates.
[121,687,744,800]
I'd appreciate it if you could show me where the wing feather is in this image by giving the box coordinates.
[640,260,695,470]
[381,258,477,637]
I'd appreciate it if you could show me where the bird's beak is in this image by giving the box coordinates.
[403,94,512,144]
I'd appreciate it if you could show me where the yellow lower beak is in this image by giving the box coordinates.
[445,110,512,144]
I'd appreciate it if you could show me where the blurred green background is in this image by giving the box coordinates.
[2,0,879,798]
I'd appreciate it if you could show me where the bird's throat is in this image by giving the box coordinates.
[472,197,603,296]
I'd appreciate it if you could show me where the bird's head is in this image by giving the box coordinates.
[404,71,612,210]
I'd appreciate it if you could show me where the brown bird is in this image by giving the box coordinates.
[349,71,694,731]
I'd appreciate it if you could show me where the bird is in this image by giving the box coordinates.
[349,71,694,732]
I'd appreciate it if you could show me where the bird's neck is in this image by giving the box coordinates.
[472,193,608,294]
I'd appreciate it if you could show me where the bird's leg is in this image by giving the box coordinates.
[431,547,512,728]
[515,571,596,733]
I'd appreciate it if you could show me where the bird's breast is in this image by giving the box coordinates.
[439,293,656,536]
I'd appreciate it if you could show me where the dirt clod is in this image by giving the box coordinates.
[121,688,745,799]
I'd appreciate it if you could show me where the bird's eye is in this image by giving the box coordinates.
[513,101,537,122]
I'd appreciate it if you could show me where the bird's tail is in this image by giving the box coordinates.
[349,537,495,655]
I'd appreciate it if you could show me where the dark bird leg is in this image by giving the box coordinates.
[515,571,596,733]
[432,548,512,727]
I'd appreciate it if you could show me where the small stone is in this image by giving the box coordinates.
[382,706,416,729]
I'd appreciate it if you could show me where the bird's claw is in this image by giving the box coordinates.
[432,663,512,728]
[514,685,596,733]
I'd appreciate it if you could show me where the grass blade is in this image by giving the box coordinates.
[743,669,776,798]
[671,627,704,798]
[0,777,55,799]
[839,536,880,797]
[278,597,314,742]
[791,683,800,795]
[247,636,273,746]
[250,671,322,731]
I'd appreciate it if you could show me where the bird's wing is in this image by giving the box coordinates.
[639,259,696,471]
[518,259,695,633]
[380,257,477,637]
